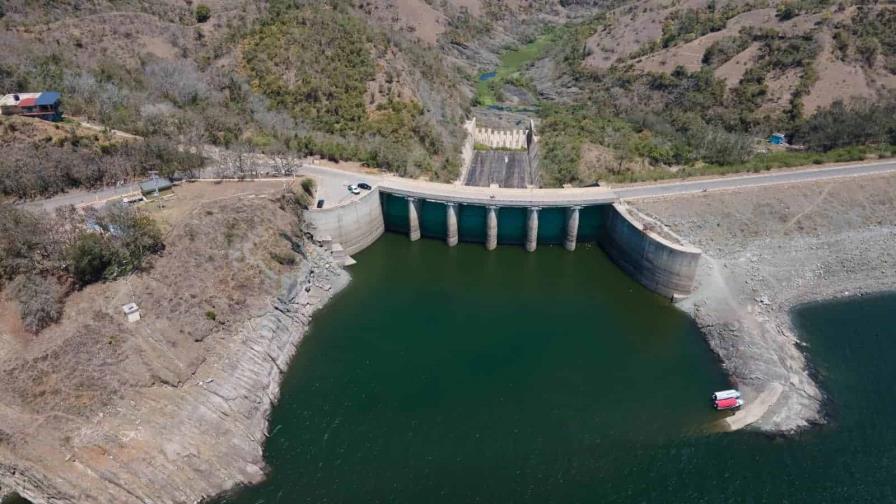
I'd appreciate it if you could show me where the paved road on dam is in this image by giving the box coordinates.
[613,159,896,200]
[20,158,896,211]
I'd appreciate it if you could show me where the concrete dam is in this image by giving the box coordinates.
[303,181,701,300]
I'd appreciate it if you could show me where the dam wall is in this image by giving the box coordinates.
[599,203,702,299]
[303,188,385,256]
[301,176,700,300]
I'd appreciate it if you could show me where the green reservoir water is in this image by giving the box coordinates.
[210,234,895,503]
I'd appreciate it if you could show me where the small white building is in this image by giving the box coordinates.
[122,303,141,323]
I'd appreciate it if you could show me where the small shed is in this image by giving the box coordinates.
[768,133,786,145]
[122,303,141,323]
[139,177,173,195]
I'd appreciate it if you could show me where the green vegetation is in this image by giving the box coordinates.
[205,310,217,321]
[239,3,459,178]
[702,35,751,68]
[660,2,761,48]
[68,204,164,285]
[794,99,896,151]
[475,31,557,106]
[443,9,492,45]
[835,6,896,71]
[195,4,211,23]
[0,203,163,333]
[776,0,835,21]
[243,6,374,134]
[534,8,877,187]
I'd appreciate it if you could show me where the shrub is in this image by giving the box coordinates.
[702,36,750,68]
[300,177,316,196]
[794,98,896,151]
[270,251,296,266]
[195,4,211,23]
[66,233,112,286]
[0,206,55,284]
[11,274,65,333]
[205,310,217,321]
[66,204,163,286]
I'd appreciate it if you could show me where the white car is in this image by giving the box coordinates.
[348,184,361,195]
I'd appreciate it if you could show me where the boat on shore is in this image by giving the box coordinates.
[714,397,745,410]
[712,389,741,401]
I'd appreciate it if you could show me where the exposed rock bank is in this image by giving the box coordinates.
[0,244,347,503]
[634,173,896,432]
[0,184,350,503]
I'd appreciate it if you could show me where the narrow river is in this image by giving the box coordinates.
[216,233,896,503]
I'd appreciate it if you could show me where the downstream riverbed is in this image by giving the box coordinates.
[215,234,894,503]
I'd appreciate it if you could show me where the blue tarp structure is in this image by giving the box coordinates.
[34,91,60,106]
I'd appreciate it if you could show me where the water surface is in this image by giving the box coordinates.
[218,236,896,503]
[223,234,728,502]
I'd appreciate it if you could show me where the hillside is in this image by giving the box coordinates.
[2,0,896,189]
[526,0,896,185]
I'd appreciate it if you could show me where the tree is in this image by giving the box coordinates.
[66,233,112,286]
[195,4,211,23]
[10,274,65,333]
[0,205,56,284]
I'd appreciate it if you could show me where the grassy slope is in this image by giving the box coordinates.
[474,30,558,106]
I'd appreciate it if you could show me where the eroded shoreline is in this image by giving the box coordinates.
[636,172,896,433]
[0,243,348,504]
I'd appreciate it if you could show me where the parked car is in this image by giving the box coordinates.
[357,182,372,190]
[348,184,361,195]
[316,199,325,209]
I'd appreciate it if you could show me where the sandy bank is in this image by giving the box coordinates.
[635,173,896,433]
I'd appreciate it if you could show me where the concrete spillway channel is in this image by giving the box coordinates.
[303,183,702,300]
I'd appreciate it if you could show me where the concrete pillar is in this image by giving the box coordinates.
[407,197,421,241]
[485,206,498,251]
[565,206,581,251]
[525,207,539,252]
[445,202,458,247]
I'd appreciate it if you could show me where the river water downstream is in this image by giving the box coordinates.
[214,234,896,503]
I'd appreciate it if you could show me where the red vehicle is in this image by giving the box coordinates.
[714,398,744,410]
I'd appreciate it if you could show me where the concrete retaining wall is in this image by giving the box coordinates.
[599,203,701,299]
[304,188,385,256]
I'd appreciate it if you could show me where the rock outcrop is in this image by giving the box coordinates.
[0,244,349,503]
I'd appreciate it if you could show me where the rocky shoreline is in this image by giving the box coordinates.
[636,173,896,433]
[0,243,349,504]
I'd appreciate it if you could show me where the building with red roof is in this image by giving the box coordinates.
[0,91,62,121]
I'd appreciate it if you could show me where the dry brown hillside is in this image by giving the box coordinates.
[585,0,896,118]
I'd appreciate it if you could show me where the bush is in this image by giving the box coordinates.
[702,36,750,68]
[195,4,211,23]
[10,274,65,333]
[794,99,896,152]
[300,177,316,196]
[66,233,112,286]
[205,310,217,321]
[66,204,163,286]
[0,206,55,284]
